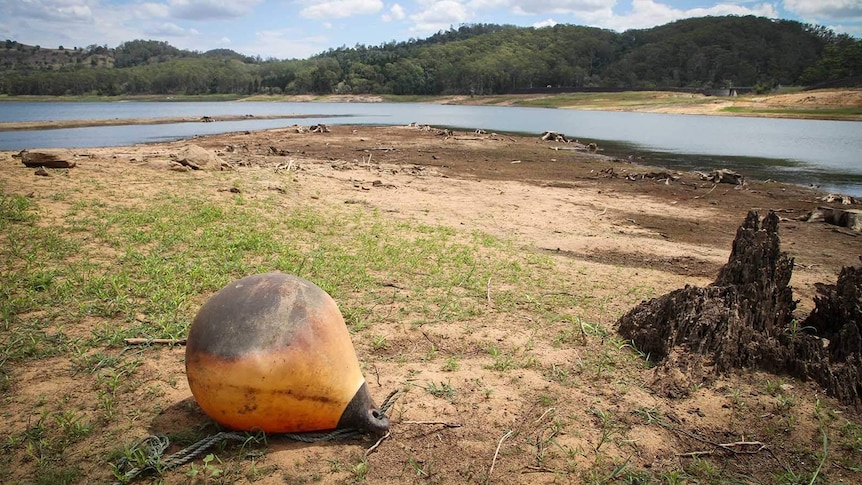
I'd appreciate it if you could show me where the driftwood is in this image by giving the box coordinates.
[17,150,77,168]
[617,211,862,405]
[697,169,744,185]
[541,131,569,142]
[625,171,679,183]
[819,193,857,205]
[802,206,862,232]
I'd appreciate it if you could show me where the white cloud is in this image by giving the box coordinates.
[382,3,406,21]
[135,2,171,19]
[533,18,558,28]
[300,0,384,19]
[409,0,471,33]
[167,0,263,20]
[146,22,197,36]
[3,0,96,22]
[784,0,862,21]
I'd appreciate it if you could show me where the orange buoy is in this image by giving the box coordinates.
[185,273,389,435]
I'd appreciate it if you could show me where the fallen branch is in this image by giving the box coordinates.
[486,430,513,484]
[365,431,391,456]
[677,440,767,457]
[124,338,187,346]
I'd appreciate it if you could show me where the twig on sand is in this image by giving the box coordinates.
[123,338,186,346]
[677,440,767,457]
[486,430,513,484]
[365,431,391,456]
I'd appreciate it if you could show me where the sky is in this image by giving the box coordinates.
[0,0,860,60]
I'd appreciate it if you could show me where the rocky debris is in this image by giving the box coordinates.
[15,149,77,168]
[618,210,862,405]
[172,144,228,171]
[223,144,249,153]
[200,116,214,122]
[309,124,330,133]
[625,171,679,183]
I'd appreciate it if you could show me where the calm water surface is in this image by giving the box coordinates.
[1,101,860,195]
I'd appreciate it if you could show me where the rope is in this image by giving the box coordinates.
[112,389,402,484]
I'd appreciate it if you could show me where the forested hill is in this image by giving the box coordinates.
[1,15,859,96]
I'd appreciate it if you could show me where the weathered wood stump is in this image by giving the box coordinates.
[803,207,862,232]
[801,266,862,404]
[697,168,744,185]
[16,150,77,168]
[540,131,569,142]
[618,210,862,405]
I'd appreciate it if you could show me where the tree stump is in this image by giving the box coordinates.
[618,210,862,405]
[16,149,77,168]
[801,266,862,404]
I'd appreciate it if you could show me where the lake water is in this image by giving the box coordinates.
[1,101,860,196]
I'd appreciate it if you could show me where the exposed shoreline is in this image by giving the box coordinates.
[2,123,860,484]
[0,113,340,132]
[1,88,860,126]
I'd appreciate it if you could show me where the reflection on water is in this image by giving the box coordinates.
[1,101,860,196]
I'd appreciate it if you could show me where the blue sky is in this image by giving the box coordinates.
[1,1,859,60]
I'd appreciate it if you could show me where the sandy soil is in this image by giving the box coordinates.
[1,124,860,483]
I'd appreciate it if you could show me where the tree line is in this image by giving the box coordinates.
[1,16,859,97]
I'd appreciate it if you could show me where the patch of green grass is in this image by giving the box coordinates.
[720,106,862,118]
[441,356,460,372]
[423,381,456,402]
[840,420,862,454]
[513,91,707,109]
[0,193,37,224]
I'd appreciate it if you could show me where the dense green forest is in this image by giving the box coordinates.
[1,15,859,97]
